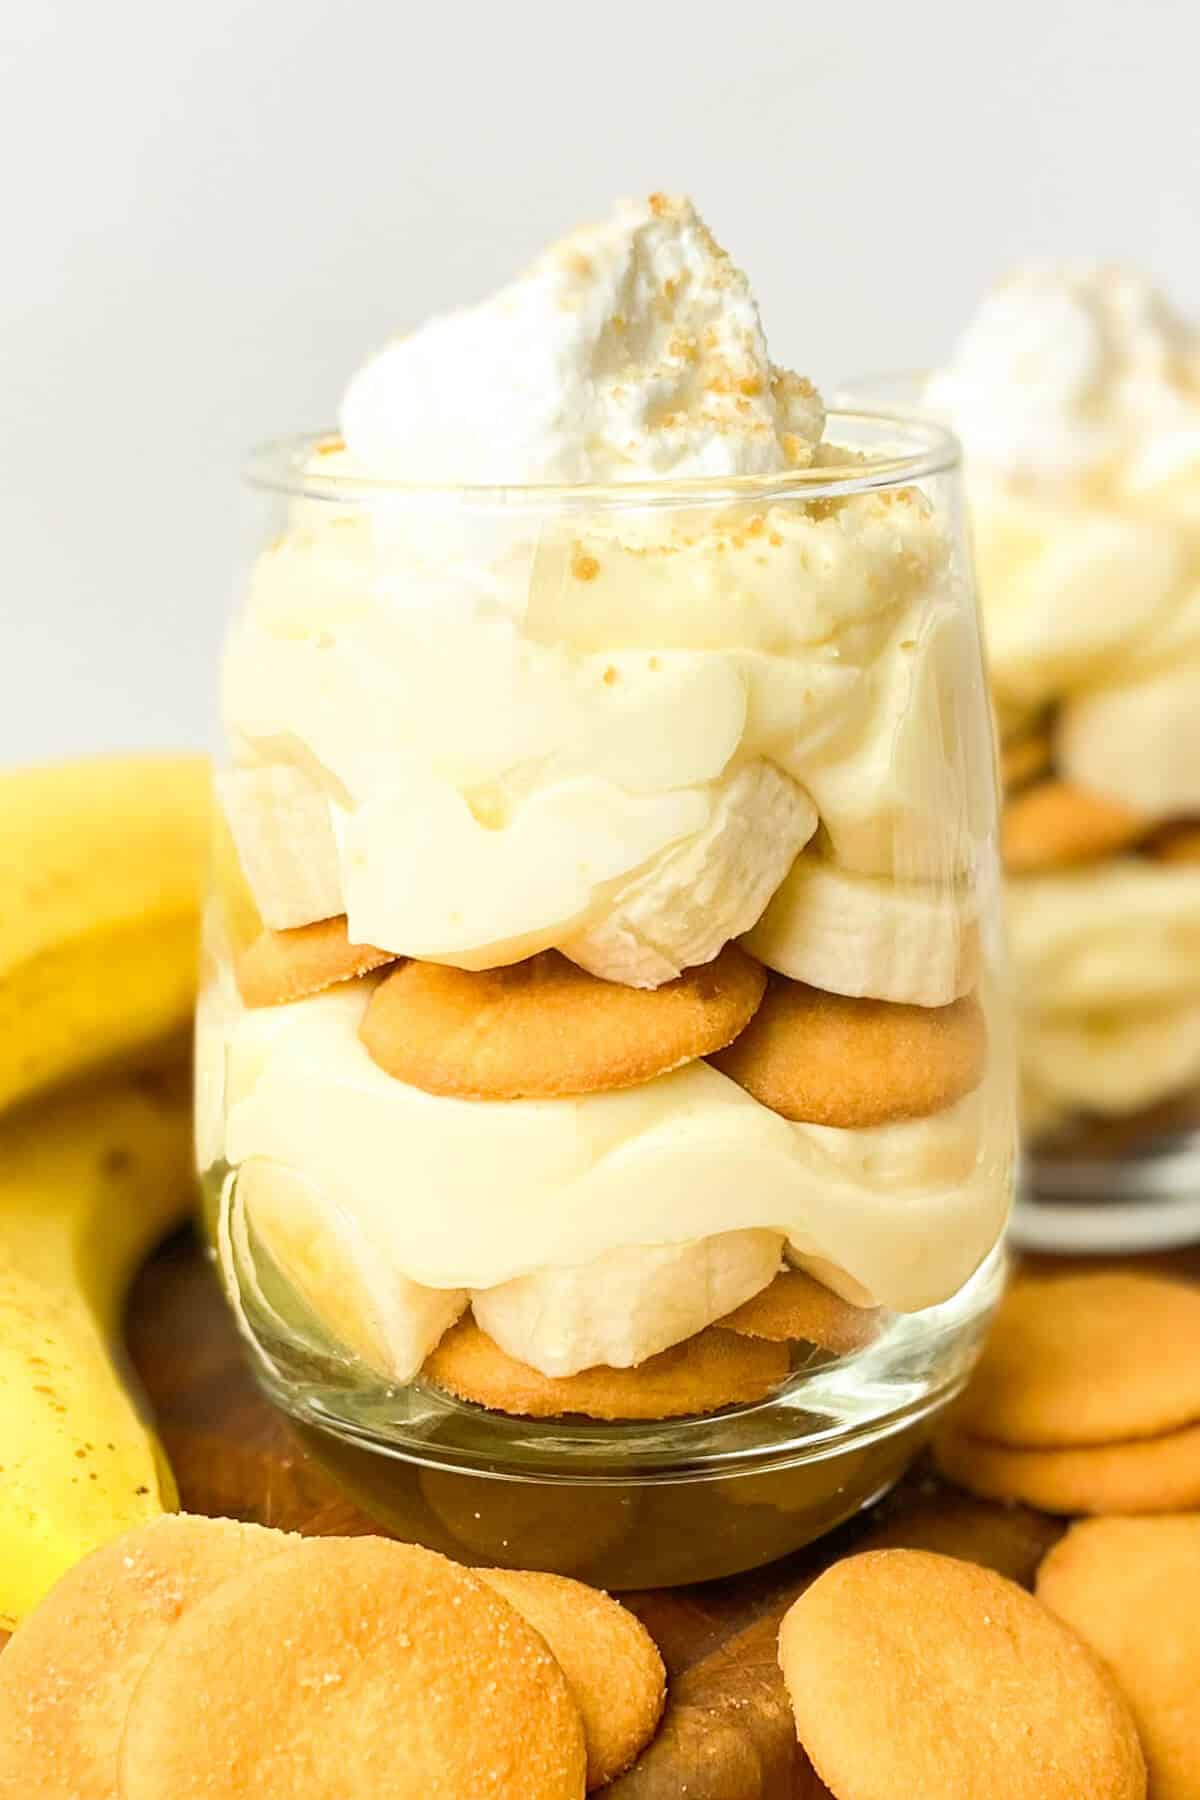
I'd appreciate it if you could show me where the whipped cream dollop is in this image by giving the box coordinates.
[341,193,824,483]
[926,265,1200,490]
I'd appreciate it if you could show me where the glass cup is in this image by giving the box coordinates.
[839,372,1200,1254]
[197,412,1014,1586]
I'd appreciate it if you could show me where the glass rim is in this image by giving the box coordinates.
[242,408,961,511]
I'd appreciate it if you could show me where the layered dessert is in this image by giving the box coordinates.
[200,196,1010,1426]
[926,269,1200,1147]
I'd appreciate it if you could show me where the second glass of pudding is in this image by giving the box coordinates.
[843,271,1200,1251]
[199,415,1011,1585]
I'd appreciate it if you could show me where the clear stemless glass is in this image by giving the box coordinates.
[196,412,1014,1587]
[839,372,1200,1256]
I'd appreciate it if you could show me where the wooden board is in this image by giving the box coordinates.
[120,1230,1086,1798]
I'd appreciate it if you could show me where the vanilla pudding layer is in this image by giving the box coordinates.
[929,265,1200,1132]
[221,473,988,973]
[211,197,1007,1386]
[207,979,1010,1380]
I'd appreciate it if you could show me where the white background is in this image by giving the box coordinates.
[3,0,1198,765]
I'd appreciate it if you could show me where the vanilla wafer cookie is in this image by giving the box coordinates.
[119,1537,586,1800]
[778,1549,1146,1800]
[360,945,766,1100]
[1002,780,1147,873]
[710,977,985,1127]
[936,1419,1200,1515]
[1038,1517,1200,1800]
[478,1570,665,1789]
[0,1515,289,1800]
[424,1317,788,1419]
[956,1271,1200,1449]
[235,914,394,1007]
[720,1269,880,1354]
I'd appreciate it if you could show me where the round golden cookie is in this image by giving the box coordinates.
[0,1514,288,1800]
[1144,820,1200,865]
[424,1317,789,1419]
[235,914,394,1007]
[709,977,986,1128]
[1001,726,1054,794]
[956,1271,1200,1449]
[1038,1517,1200,1800]
[719,1269,881,1355]
[118,1536,586,1800]
[778,1549,1146,1800]
[1001,779,1147,873]
[359,945,767,1100]
[478,1570,666,1791]
[935,1419,1200,1515]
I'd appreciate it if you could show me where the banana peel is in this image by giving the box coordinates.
[0,1065,194,1628]
[0,754,210,1115]
[0,753,212,1627]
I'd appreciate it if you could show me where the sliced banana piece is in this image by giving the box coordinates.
[237,1157,466,1382]
[783,1084,1012,1314]
[1007,860,1200,1016]
[785,1252,877,1309]
[1020,1003,1200,1120]
[341,769,708,965]
[217,763,343,931]
[800,602,992,884]
[471,1230,783,1377]
[973,496,1187,713]
[742,855,979,1007]
[1058,661,1200,817]
[562,761,817,987]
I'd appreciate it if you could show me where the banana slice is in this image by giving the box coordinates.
[341,770,709,966]
[1020,1003,1200,1119]
[470,1230,783,1377]
[237,1157,466,1382]
[783,1084,1012,1314]
[1058,661,1200,817]
[973,496,1187,713]
[1007,861,1200,1016]
[217,764,343,931]
[562,761,817,987]
[742,855,979,1007]
[785,1252,877,1308]
[800,603,992,884]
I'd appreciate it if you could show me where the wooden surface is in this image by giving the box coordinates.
[122,1230,1073,1798]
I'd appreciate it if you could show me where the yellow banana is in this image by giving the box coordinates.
[0,1065,192,1627]
[0,754,210,1114]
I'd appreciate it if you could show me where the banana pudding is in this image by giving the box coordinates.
[201,194,1011,1520]
[926,268,1200,1155]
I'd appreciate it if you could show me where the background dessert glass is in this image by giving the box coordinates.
[839,366,1200,1253]
[198,411,1014,1586]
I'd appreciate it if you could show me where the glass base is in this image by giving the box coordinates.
[1013,1097,1200,1254]
[206,1165,1005,1586]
